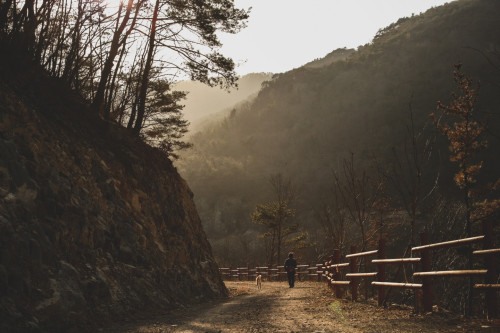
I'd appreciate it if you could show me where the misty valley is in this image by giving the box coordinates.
[1,0,499,332]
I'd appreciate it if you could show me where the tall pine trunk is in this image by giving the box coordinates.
[133,0,159,135]
[92,0,135,117]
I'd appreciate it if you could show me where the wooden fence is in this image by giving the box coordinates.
[219,221,498,318]
[219,263,323,282]
[322,220,498,318]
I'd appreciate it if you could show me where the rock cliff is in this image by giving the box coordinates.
[0,58,226,332]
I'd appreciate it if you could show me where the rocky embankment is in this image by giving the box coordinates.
[0,60,226,332]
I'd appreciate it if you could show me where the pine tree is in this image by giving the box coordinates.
[251,174,308,266]
[141,79,192,159]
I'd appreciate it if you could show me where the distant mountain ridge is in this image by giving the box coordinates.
[173,72,272,131]
[175,48,354,134]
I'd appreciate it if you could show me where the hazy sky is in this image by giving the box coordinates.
[218,0,454,75]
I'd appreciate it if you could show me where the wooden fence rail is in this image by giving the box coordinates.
[219,263,323,282]
[410,220,498,318]
[218,221,498,318]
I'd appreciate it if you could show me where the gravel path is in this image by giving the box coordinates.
[105,281,499,332]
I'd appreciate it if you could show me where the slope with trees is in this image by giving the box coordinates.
[0,0,249,158]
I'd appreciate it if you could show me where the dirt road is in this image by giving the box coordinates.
[107,281,498,332]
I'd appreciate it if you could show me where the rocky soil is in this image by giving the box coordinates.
[0,59,225,333]
[106,281,499,333]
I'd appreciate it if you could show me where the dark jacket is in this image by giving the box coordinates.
[284,257,297,273]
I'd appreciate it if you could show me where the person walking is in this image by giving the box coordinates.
[284,252,297,288]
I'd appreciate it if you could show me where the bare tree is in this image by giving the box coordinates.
[383,102,438,248]
[317,176,347,255]
[335,153,380,252]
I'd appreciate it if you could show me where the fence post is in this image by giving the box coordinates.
[420,232,433,312]
[350,245,358,301]
[482,220,497,319]
[333,249,342,298]
[268,265,272,282]
[377,238,386,306]
[325,256,331,290]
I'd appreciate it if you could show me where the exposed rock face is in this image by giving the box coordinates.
[0,65,226,332]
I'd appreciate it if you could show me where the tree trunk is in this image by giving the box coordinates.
[62,0,85,83]
[92,0,134,117]
[0,0,13,33]
[277,214,282,267]
[133,0,160,135]
[105,39,128,118]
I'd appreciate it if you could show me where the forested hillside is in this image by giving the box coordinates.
[176,0,500,267]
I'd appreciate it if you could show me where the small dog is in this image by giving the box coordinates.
[256,274,262,290]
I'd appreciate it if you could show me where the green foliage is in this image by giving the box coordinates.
[249,174,311,265]
[329,301,345,322]
[142,79,192,159]
[252,202,295,229]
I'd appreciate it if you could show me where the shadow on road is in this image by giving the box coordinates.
[105,290,280,332]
